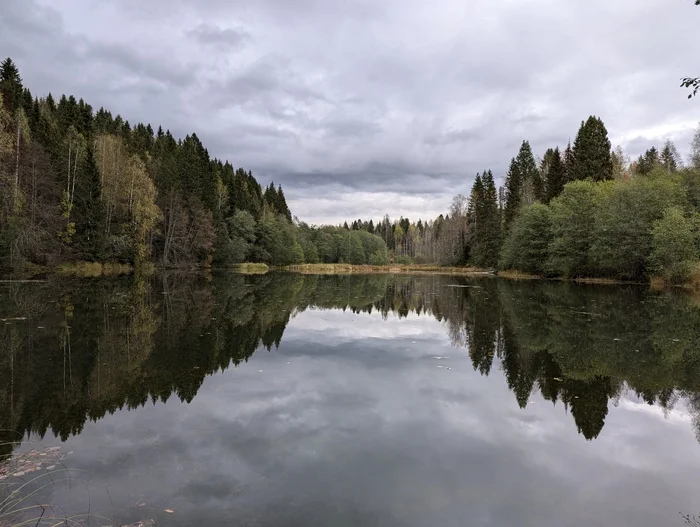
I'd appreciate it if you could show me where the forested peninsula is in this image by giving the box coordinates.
[3,56,700,285]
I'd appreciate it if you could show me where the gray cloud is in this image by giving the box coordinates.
[186,23,251,49]
[3,0,699,224]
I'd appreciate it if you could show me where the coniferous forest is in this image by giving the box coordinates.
[0,58,389,271]
[3,55,700,283]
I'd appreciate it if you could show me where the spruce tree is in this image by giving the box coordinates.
[564,141,574,182]
[480,170,501,268]
[516,140,539,189]
[545,147,566,203]
[635,146,661,176]
[504,141,540,231]
[264,182,279,211]
[471,172,500,268]
[660,140,681,173]
[73,147,105,260]
[503,158,521,232]
[571,116,613,181]
[0,58,23,113]
[276,184,292,221]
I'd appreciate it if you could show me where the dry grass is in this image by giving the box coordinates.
[283,263,492,276]
[649,276,668,291]
[686,262,700,291]
[57,262,133,277]
[234,263,269,274]
[571,277,630,285]
[497,270,541,280]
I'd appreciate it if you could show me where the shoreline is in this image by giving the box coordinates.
[3,262,696,290]
[279,264,495,276]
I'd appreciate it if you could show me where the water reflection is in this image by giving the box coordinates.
[2,273,700,457]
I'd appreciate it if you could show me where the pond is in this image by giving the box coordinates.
[1,272,700,526]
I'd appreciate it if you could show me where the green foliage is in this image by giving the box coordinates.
[299,235,320,264]
[225,209,257,263]
[572,116,613,182]
[369,250,389,265]
[315,231,336,263]
[548,180,608,277]
[589,173,686,279]
[343,231,366,264]
[500,203,553,275]
[395,254,413,265]
[649,206,699,283]
[255,213,304,265]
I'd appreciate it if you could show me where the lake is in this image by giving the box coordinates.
[2,272,700,526]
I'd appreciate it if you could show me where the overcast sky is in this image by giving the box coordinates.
[2,0,699,225]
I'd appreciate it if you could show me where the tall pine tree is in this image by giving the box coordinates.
[563,141,574,183]
[636,146,660,175]
[471,171,500,268]
[545,147,566,203]
[571,116,612,181]
[503,158,521,233]
[660,140,682,173]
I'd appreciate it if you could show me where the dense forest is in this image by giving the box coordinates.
[347,118,700,284]
[3,273,700,457]
[0,58,389,271]
[5,53,700,282]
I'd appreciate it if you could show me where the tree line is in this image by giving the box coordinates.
[346,116,700,283]
[0,58,395,270]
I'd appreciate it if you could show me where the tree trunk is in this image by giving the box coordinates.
[13,116,20,209]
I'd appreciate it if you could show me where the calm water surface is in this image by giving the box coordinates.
[2,273,700,526]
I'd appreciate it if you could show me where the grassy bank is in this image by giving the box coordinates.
[57,261,134,277]
[496,270,541,280]
[233,263,270,274]
[282,263,493,275]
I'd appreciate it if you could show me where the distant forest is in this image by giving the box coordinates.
[3,55,700,282]
[0,57,389,271]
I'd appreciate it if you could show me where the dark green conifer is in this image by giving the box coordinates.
[636,146,660,175]
[0,57,23,113]
[572,116,613,181]
[73,147,105,260]
[545,147,566,203]
[503,158,521,232]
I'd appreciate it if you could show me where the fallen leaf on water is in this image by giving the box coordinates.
[553,377,564,382]
[164,508,175,514]
[46,465,56,470]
